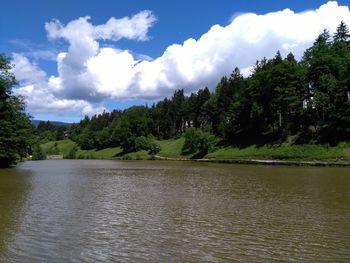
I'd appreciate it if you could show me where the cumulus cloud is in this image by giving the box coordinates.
[12,53,106,116]
[12,10,156,116]
[44,10,156,102]
[129,1,350,97]
[12,2,350,117]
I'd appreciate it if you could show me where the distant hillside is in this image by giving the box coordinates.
[31,120,73,127]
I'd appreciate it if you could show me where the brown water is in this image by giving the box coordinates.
[0,160,349,262]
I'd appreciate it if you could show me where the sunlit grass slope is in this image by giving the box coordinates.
[41,138,350,161]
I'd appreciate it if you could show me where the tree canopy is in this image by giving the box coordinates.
[0,54,33,167]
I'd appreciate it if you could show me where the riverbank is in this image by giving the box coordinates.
[39,139,350,167]
[154,154,350,167]
[197,158,350,167]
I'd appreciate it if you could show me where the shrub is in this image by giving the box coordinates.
[182,128,199,154]
[32,144,46,160]
[46,142,60,155]
[64,146,78,159]
[134,136,161,155]
[135,136,150,151]
[148,141,161,155]
[182,128,216,154]
[120,135,136,153]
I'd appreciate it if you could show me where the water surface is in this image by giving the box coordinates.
[0,160,349,262]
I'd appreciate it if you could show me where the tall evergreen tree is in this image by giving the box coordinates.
[334,20,350,43]
[0,54,33,167]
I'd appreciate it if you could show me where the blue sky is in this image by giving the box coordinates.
[1,0,349,122]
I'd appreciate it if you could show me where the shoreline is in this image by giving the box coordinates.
[25,155,350,167]
[193,158,350,167]
[38,140,350,168]
[133,155,350,167]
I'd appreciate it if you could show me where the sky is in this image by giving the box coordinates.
[1,0,350,123]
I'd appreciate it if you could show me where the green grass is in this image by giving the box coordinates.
[206,144,349,161]
[41,137,188,160]
[157,137,185,158]
[76,147,123,159]
[121,150,151,160]
[41,140,122,159]
[41,138,350,162]
[41,140,76,156]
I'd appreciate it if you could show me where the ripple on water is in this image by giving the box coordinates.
[1,160,350,262]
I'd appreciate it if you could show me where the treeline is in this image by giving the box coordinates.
[35,121,68,142]
[69,22,350,152]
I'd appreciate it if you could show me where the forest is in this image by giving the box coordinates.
[1,21,350,166]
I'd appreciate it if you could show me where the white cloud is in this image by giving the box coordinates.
[12,2,350,117]
[45,10,156,42]
[12,53,47,84]
[12,54,106,117]
[128,1,350,97]
[12,10,156,116]
[44,11,156,102]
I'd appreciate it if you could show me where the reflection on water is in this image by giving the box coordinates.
[0,160,350,262]
[0,167,32,261]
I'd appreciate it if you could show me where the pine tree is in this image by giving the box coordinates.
[334,21,350,43]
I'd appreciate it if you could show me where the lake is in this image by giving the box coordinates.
[0,160,350,262]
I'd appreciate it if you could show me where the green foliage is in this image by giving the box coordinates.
[135,136,150,151]
[148,141,161,155]
[134,136,161,154]
[46,142,60,155]
[35,121,68,143]
[0,54,33,167]
[119,134,136,153]
[31,144,46,160]
[182,129,199,154]
[182,128,216,154]
[41,140,122,160]
[64,146,78,159]
[206,144,347,161]
[302,23,350,141]
[333,20,350,43]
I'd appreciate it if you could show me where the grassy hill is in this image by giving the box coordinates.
[41,138,185,160]
[42,140,122,159]
[41,138,350,162]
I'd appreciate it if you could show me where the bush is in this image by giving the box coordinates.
[182,128,216,154]
[135,136,150,151]
[134,136,161,155]
[182,128,199,154]
[46,142,60,155]
[120,134,136,153]
[32,144,46,160]
[64,146,78,159]
[148,141,161,155]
